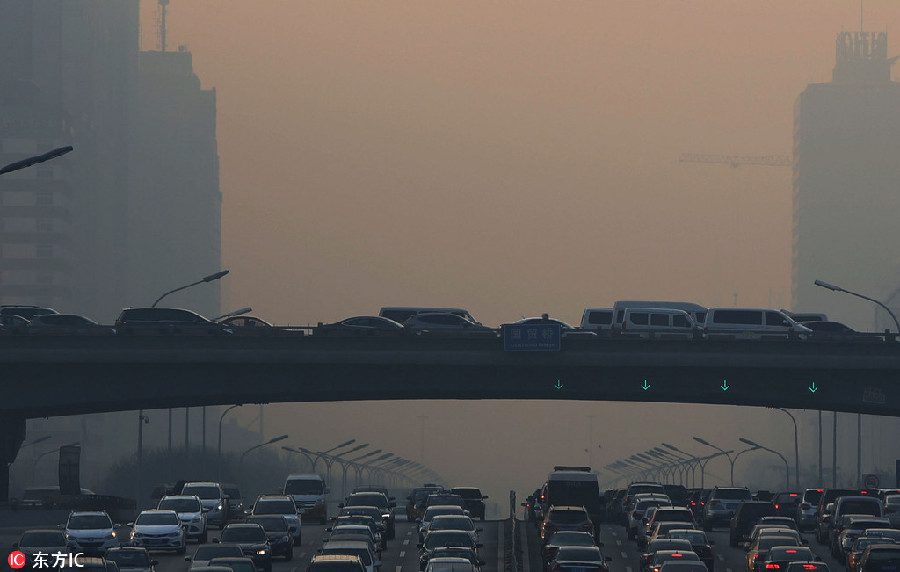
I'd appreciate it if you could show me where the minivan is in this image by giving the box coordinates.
[703,308,812,340]
[611,301,707,332]
[619,308,698,339]
[580,308,614,333]
[284,474,330,524]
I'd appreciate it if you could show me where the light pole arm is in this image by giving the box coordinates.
[152,270,229,308]
[815,279,900,333]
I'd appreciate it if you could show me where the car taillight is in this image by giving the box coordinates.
[789,494,798,497]
[775,504,780,509]
[785,550,797,554]
[766,565,781,569]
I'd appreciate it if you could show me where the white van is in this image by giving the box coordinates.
[580,308,614,333]
[611,301,707,332]
[284,473,330,524]
[703,308,812,340]
[379,307,479,325]
[620,308,698,339]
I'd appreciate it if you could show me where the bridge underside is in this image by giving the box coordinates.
[1,335,899,502]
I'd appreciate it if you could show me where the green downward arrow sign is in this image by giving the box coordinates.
[642,380,650,390]
[809,382,818,393]
[721,379,730,391]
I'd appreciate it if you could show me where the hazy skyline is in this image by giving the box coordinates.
[135,1,900,331]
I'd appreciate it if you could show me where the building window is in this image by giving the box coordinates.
[36,193,53,206]
[36,244,52,258]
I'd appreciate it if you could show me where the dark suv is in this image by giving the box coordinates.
[451,487,488,520]
[115,307,228,335]
[728,500,775,546]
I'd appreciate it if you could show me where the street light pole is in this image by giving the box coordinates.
[152,270,230,308]
[774,408,801,490]
[815,279,900,333]
[217,404,242,481]
[693,437,736,486]
[740,437,790,490]
[239,434,288,492]
[0,146,73,175]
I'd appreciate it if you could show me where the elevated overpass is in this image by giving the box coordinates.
[1,334,899,500]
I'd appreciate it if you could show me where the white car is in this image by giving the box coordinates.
[129,510,186,553]
[418,505,469,542]
[63,511,119,555]
[157,495,208,543]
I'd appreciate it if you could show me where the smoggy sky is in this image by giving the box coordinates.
[127,1,900,499]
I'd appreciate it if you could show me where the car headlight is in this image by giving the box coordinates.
[282,535,290,543]
[217,504,223,510]
[109,532,116,539]
[256,549,268,555]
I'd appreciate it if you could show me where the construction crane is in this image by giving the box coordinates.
[679,153,792,168]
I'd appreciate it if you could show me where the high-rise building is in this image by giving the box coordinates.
[792,31,900,331]
[0,0,221,321]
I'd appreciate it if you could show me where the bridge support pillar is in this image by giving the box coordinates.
[0,416,26,504]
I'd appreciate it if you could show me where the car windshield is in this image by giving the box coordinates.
[20,531,66,546]
[159,498,201,512]
[210,559,256,572]
[194,546,245,561]
[841,501,882,515]
[548,532,595,547]
[105,550,151,566]
[68,515,112,529]
[221,526,266,542]
[183,486,220,499]
[136,512,179,526]
[248,517,288,531]
[347,494,388,508]
[550,510,587,524]
[285,480,324,495]
[556,547,601,561]
[668,531,707,545]
[425,507,464,520]
[759,537,800,549]
[255,500,296,514]
[430,517,475,531]
[425,532,476,548]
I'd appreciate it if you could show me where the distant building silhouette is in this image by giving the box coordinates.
[792,31,900,330]
[0,0,221,322]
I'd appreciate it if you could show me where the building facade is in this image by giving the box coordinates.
[792,31,900,331]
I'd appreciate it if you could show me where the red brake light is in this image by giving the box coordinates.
[789,494,798,497]
[803,566,818,570]
[786,550,797,554]
[775,504,780,509]
[672,554,684,558]
[816,489,823,492]
[861,491,868,495]
[766,565,781,569]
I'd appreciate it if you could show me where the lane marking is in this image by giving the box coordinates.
[299,552,306,558]
[396,567,402,572]
[616,540,623,546]
[719,555,726,562]
[621,552,628,559]
[626,567,633,572]
[727,568,733,572]
[403,539,410,545]
[400,551,406,558]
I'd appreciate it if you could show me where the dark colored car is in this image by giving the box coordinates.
[26,313,115,335]
[315,316,405,336]
[451,488,488,520]
[115,307,228,336]
[647,550,702,572]
[801,322,873,341]
[762,546,817,572]
[246,515,294,560]
[342,492,396,539]
[856,545,900,572]
[408,487,444,520]
[549,546,612,572]
[847,537,898,572]
[745,535,802,572]
[667,529,715,572]
[730,501,777,547]
[541,506,594,543]
[773,493,802,518]
[815,489,860,545]
[12,529,69,568]
[542,530,597,569]
[104,547,158,572]
[218,524,272,572]
[418,530,481,571]
[0,305,57,320]
[640,539,695,572]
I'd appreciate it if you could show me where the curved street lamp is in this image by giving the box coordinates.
[239,434,289,488]
[815,279,900,333]
[740,437,789,490]
[772,408,801,490]
[152,270,230,308]
[32,442,80,484]
[217,404,242,480]
[0,146,73,175]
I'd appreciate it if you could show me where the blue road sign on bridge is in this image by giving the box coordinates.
[503,323,562,351]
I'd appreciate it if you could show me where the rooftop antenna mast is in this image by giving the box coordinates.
[159,0,169,52]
